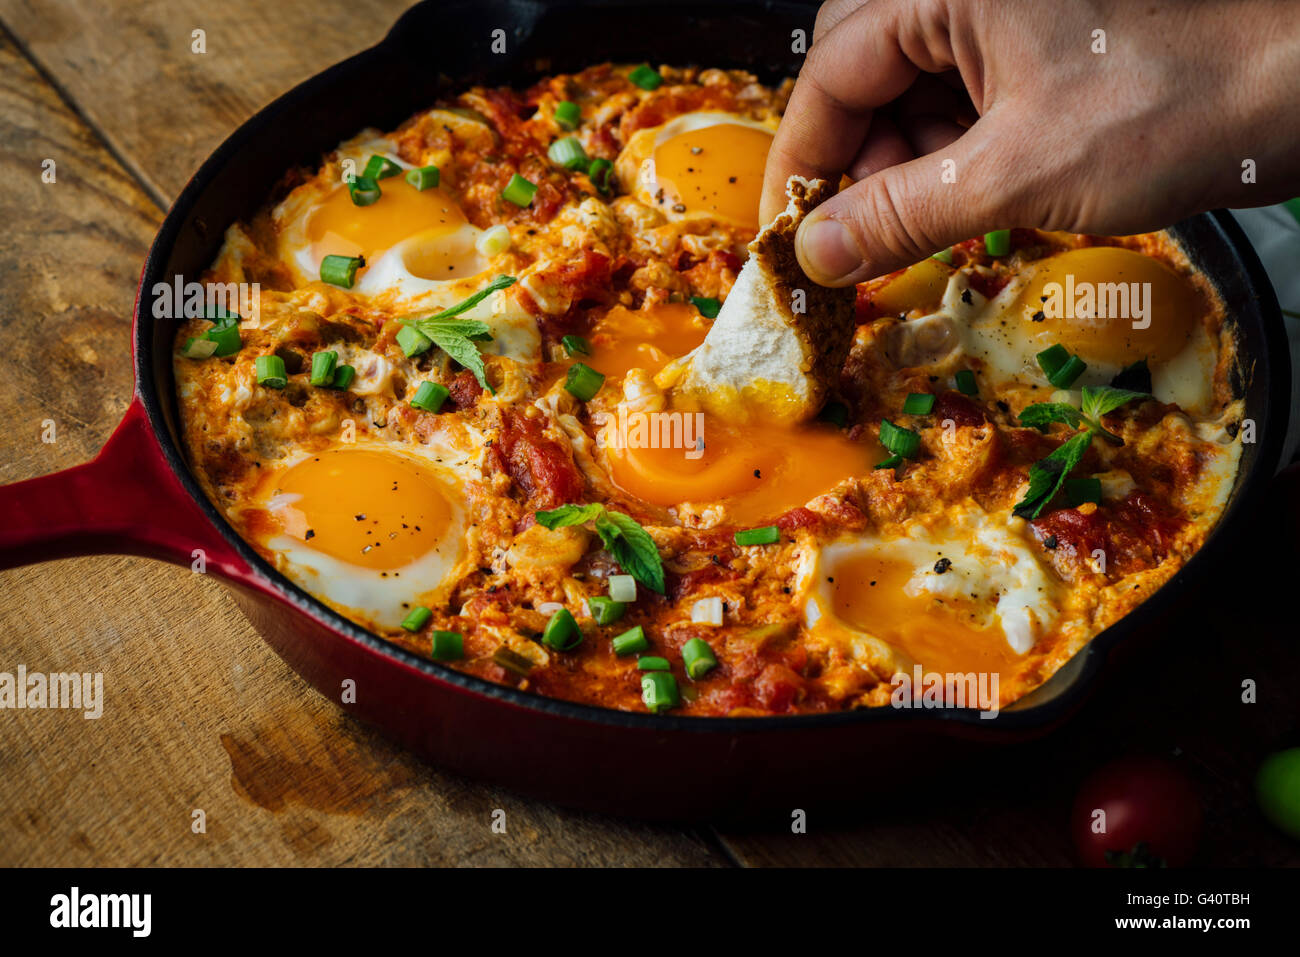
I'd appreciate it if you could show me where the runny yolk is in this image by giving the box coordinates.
[607,415,881,526]
[1016,246,1199,365]
[653,122,773,231]
[585,302,711,380]
[306,183,478,279]
[268,449,454,571]
[828,552,1024,677]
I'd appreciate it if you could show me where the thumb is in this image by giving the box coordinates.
[794,119,1034,286]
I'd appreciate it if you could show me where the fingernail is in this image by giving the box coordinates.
[797,216,864,284]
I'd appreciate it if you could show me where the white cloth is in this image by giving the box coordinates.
[1227,205,1300,467]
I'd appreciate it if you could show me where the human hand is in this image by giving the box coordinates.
[762,0,1300,286]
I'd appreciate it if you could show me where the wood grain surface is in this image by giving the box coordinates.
[0,0,1296,868]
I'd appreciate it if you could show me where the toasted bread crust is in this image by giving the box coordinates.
[748,176,856,393]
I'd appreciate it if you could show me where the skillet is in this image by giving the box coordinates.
[0,0,1289,818]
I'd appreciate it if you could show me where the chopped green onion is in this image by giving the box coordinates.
[410,381,450,413]
[492,646,533,676]
[955,369,978,396]
[321,254,364,288]
[401,606,431,632]
[363,155,403,180]
[681,637,717,680]
[405,165,440,190]
[903,392,935,415]
[181,336,218,359]
[609,574,637,602]
[612,626,648,656]
[628,64,663,90]
[691,296,721,319]
[1036,344,1070,380]
[542,607,582,651]
[932,247,954,265]
[348,175,381,206]
[430,630,464,661]
[564,362,605,401]
[879,419,921,459]
[735,526,780,547]
[1036,343,1088,388]
[331,364,356,390]
[1049,355,1088,389]
[501,173,538,207]
[984,229,1011,257]
[819,401,849,428]
[554,100,581,130]
[203,323,242,357]
[874,453,903,470]
[587,595,625,625]
[309,350,337,387]
[587,158,613,195]
[547,136,589,171]
[641,671,679,712]
[637,656,671,672]
[1065,477,1102,507]
[255,355,287,388]
[396,324,433,357]
[561,334,591,357]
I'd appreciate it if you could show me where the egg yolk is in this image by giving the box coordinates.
[607,416,880,526]
[306,182,479,279]
[1017,247,1199,365]
[828,553,1024,677]
[652,122,773,231]
[268,449,455,571]
[584,302,711,380]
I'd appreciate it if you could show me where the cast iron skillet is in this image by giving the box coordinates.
[0,0,1289,818]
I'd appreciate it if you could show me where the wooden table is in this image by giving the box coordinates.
[1,0,1296,867]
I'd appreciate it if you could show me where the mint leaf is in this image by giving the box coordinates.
[595,511,666,595]
[1018,402,1083,433]
[1080,385,1148,422]
[1013,430,1093,520]
[533,504,666,594]
[424,326,492,392]
[425,274,516,322]
[401,276,517,391]
[411,317,493,339]
[536,503,605,529]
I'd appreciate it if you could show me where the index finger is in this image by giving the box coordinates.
[760,0,921,223]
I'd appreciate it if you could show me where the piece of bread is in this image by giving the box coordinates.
[657,176,855,424]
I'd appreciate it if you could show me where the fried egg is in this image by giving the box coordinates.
[616,112,777,231]
[274,134,499,302]
[606,412,880,526]
[913,248,1219,412]
[986,248,1214,409]
[580,300,880,525]
[240,436,478,629]
[802,509,1060,676]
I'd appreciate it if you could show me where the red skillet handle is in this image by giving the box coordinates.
[0,399,248,579]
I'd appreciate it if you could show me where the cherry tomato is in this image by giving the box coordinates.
[1071,755,1202,867]
[1255,747,1300,839]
